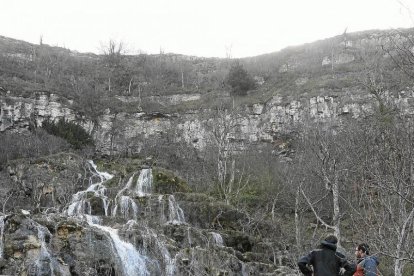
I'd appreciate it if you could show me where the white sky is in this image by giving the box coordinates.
[1,0,414,58]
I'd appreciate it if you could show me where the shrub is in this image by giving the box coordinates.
[42,118,93,149]
[225,62,256,96]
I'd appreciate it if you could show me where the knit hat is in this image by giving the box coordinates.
[324,235,338,244]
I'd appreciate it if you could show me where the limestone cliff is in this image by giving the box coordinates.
[2,88,414,156]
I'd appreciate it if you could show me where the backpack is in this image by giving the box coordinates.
[361,256,378,276]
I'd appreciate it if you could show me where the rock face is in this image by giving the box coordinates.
[0,158,296,275]
[2,88,414,156]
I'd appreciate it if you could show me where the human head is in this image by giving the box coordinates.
[324,235,338,244]
[355,243,369,258]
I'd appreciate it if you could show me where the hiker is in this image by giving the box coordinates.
[354,243,379,276]
[298,235,356,276]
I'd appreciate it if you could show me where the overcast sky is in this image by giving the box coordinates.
[1,0,413,58]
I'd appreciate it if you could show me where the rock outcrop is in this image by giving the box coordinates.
[0,157,296,275]
[2,88,414,156]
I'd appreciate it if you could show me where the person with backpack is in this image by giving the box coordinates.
[354,243,379,276]
[298,235,356,276]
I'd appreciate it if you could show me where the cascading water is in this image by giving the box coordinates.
[86,215,149,276]
[112,174,139,219]
[209,232,224,247]
[141,228,177,276]
[158,195,166,223]
[112,169,154,219]
[0,216,4,258]
[30,222,67,276]
[35,224,55,275]
[113,196,139,220]
[136,168,153,196]
[66,161,151,276]
[168,195,185,224]
[67,161,112,217]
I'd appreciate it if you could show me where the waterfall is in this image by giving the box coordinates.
[141,228,177,276]
[66,162,151,276]
[241,262,249,276]
[168,195,185,224]
[0,216,4,258]
[87,160,114,182]
[35,225,55,276]
[136,169,153,196]
[113,196,139,220]
[112,169,153,219]
[209,232,224,247]
[112,174,139,220]
[187,226,192,247]
[88,218,149,276]
[67,183,110,216]
[158,195,167,223]
[32,223,66,276]
[67,160,112,217]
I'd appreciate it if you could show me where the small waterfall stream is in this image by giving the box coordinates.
[86,216,149,276]
[34,224,55,276]
[67,161,112,217]
[113,195,139,220]
[209,232,224,247]
[168,195,185,224]
[29,220,69,276]
[136,168,153,196]
[0,216,4,258]
[66,161,151,276]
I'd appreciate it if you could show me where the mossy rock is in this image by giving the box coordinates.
[104,175,121,188]
[95,157,144,177]
[174,192,213,202]
[153,168,191,194]
[224,230,254,253]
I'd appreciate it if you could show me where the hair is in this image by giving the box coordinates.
[324,235,338,244]
[357,243,370,255]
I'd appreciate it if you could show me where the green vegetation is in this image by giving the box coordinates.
[225,62,256,96]
[41,118,93,149]
[153,168,191,194]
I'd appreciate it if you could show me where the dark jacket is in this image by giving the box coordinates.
[298,241,356,276]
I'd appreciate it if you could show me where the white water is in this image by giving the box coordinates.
[88,160,114,182]
[158,195,167,223]
[66,162,151,276]
[241,262,249,276]
[0,216,4,258]
[33,223,65,276]
[113,196,139,220]
[67,161,112,217]
[209,232,224,247]
[112,174,139,219]
[168,195,185,224]
[112,169,154,219]
[136,169,153,196]
[87,215,149,276]
[141,228,177,276]
[35,225,54,276]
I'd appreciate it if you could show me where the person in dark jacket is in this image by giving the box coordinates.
[298,235,356,276]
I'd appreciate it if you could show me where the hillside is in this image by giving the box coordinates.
[1,28,412,113]
[1,28,414,275]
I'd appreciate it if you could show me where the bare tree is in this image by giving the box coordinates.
[295,124,354,247]
[101,39,125,92]
[347,117,414,276]
[205,107,250,205]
